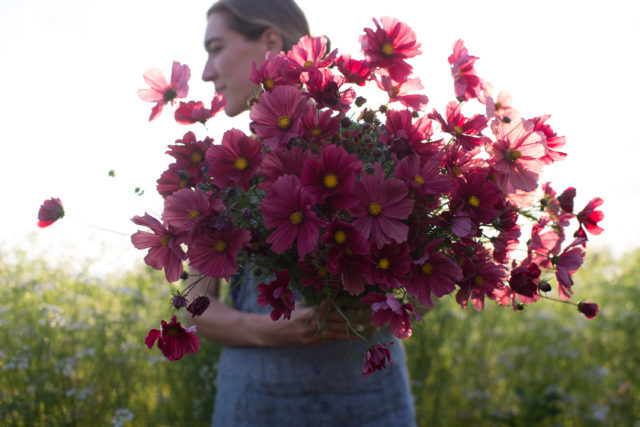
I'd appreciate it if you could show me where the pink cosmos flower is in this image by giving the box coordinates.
[394,154,454,198]
[365,242,411,290]
[37,197,65,228]
[531,115,567,165]
[250,52,297,90]
[362,342,393,376]
[257,270,296,321]
[165,132,213,183]
[481,83,519,123]
[259,146,311,192]
[145,315,200,361]
[453,171,503,227]
[301,105,340,143]
[162,188,224,243]
[360,17,421,82]
[205,128,262,191]
[407,239,462,306]
[428,101,488,151]
[381,110,436,160]
[187,224,251,279]
[336,54,372,86]
[441,144,485,178]
[322,219,370,295]
[577,198,604,236]
[348,165,414,248]
[301,144,362,209]
[156,160,196,198]
[260,174,326,257]
[375,72,429,111]
[554,244,585,300]
[287,35,337,75]
[448,39,482,101]
[302,69,355,113]
[174,93,225,125]
[137,61,190,121]
[578,302,599,319]
[492,207,521,264]
[486,119,547,193]
[249,85,307,149]
[455,258,507,311]
[131,213,186,282]
[362,292,420,339]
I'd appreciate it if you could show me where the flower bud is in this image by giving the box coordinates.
[577,302,599,319]
[180,271,189,280]
[355,96,367,107]
[172,294,188,309]
[538,281,552,292]
[340,117,352,128]
[187,296,211,317]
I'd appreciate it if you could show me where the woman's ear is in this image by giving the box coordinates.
[261,28,284,55]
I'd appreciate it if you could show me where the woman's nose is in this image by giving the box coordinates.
[202,58,217,82]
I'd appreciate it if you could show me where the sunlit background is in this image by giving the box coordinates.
[2,0,639,274]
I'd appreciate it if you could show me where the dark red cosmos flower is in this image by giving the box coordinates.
[362,292,419,339]
[456,257,507,311]
[37,197,65,228]
[250,85,307,149]
[380,109,435,160]
[577,302,599,319]
[302,69,355,113]
[365,242,411,290]
[131,213,186,282]
[407,239,462,306]
[362,342,393,376]
[187,295,210,317]
[301,105,340,143]
[394,154,454,198]
[301,144,362,209]
[557,187,576,213]
[577,198,605,236]
[259,146,311,193]
[452,171,503,233]
[554,243,585,300]
[187,223,251,279]
[206,128,262,191]
[145,315,200,361]
[336,54,372,86]
[509,262,541,298]
[165,132,213,181]
[428,101,488,151]
[257,270,296,321]
[360,17,421,82]
[321,219,370,295]
[156,160,197,198]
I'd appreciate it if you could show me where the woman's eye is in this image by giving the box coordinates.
[209,46,222,55]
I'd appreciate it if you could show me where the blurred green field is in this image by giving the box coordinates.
[1,248,638,426]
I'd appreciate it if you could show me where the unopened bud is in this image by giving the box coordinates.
[538,281,552,292]
[172,294,188,309]
[187,295,211,317]
[355,96,367,107]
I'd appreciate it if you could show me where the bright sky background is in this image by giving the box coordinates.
[1,0,639,275]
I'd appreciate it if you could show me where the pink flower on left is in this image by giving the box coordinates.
[37,197,65,228]
[138,61,190,121]
[145,315,200,361]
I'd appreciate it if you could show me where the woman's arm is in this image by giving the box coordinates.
[188,274,351,347]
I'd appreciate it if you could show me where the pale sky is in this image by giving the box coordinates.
[1,0,638,274]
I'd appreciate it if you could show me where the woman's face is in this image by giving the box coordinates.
[202,12,272,117]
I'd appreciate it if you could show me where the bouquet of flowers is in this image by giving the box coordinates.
[133,17,604,374]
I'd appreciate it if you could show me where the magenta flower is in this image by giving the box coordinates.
[577,198,604,236]
[394,154,453,198]
[260,174,325,257]
[508,263,541,299]
[456,258,507,311]
[362,342,393,376]
[407,239,462,306]
[487,119,547,193]
[577,302,599,319]
[360,17,421,82]
[381,109,436,160]
[206,128,262,191]
[187,224,251,279]
[131,213,186,282]
[348,165,414,248]
[165,131,213,183]
[336,54,372,86]
[376,72,429,111]
[362,292,419,339]
[37,197,65,228]
[303,69,355,113]
[257,270,296,321]
[301,144,362,209]
[174,93,225,125]
[532,114,567,165]
[250,52,297,90]
[156,160,196,198]
[259,146,311,193]
[448,39,482,101]
[137,61,190,121]
[365,242,411,290]
[322,219,370,295]
[162,188,223,243]
[249,85,307,149]
[287,35,337,74]
[187,295,211,317]
[453,171,503,226]
[428,101,488,151]
[301,105,340,143]
[554,245,585,300]
[145,315,200,361]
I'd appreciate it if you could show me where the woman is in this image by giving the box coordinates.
[192,1,417,425]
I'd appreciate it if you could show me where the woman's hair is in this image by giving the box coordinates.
[207,0,310,51]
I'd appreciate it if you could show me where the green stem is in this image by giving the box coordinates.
[330,300,370,342]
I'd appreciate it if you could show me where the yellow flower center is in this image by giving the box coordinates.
[234,157,248,171]
[290,211,303,225]
[317,268,327,278]
[414,175,424,185]
[473,275,484,286]
[494,101,503,110]
[421,262,433,275]
[323,173,338,189]
[165,327,179,336]
[454,125,464,135]
[391,86,400,96]
[303,60,314,67]
[278,115,292,130]
[311,127,322,136]
[160,236,170,247]
[468,195,480,208]
[178,180,186,189]
[191,152,202,164]
[188,209,200,219]
[382,43,395,56]
[264,78,275,90]
[451,166,462,176]
[345,248,354,256]
[368,202,382,216]
[505,149,522,162]
[214,240,227,253]
[378,258,390,270]
[334,230,347,245]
